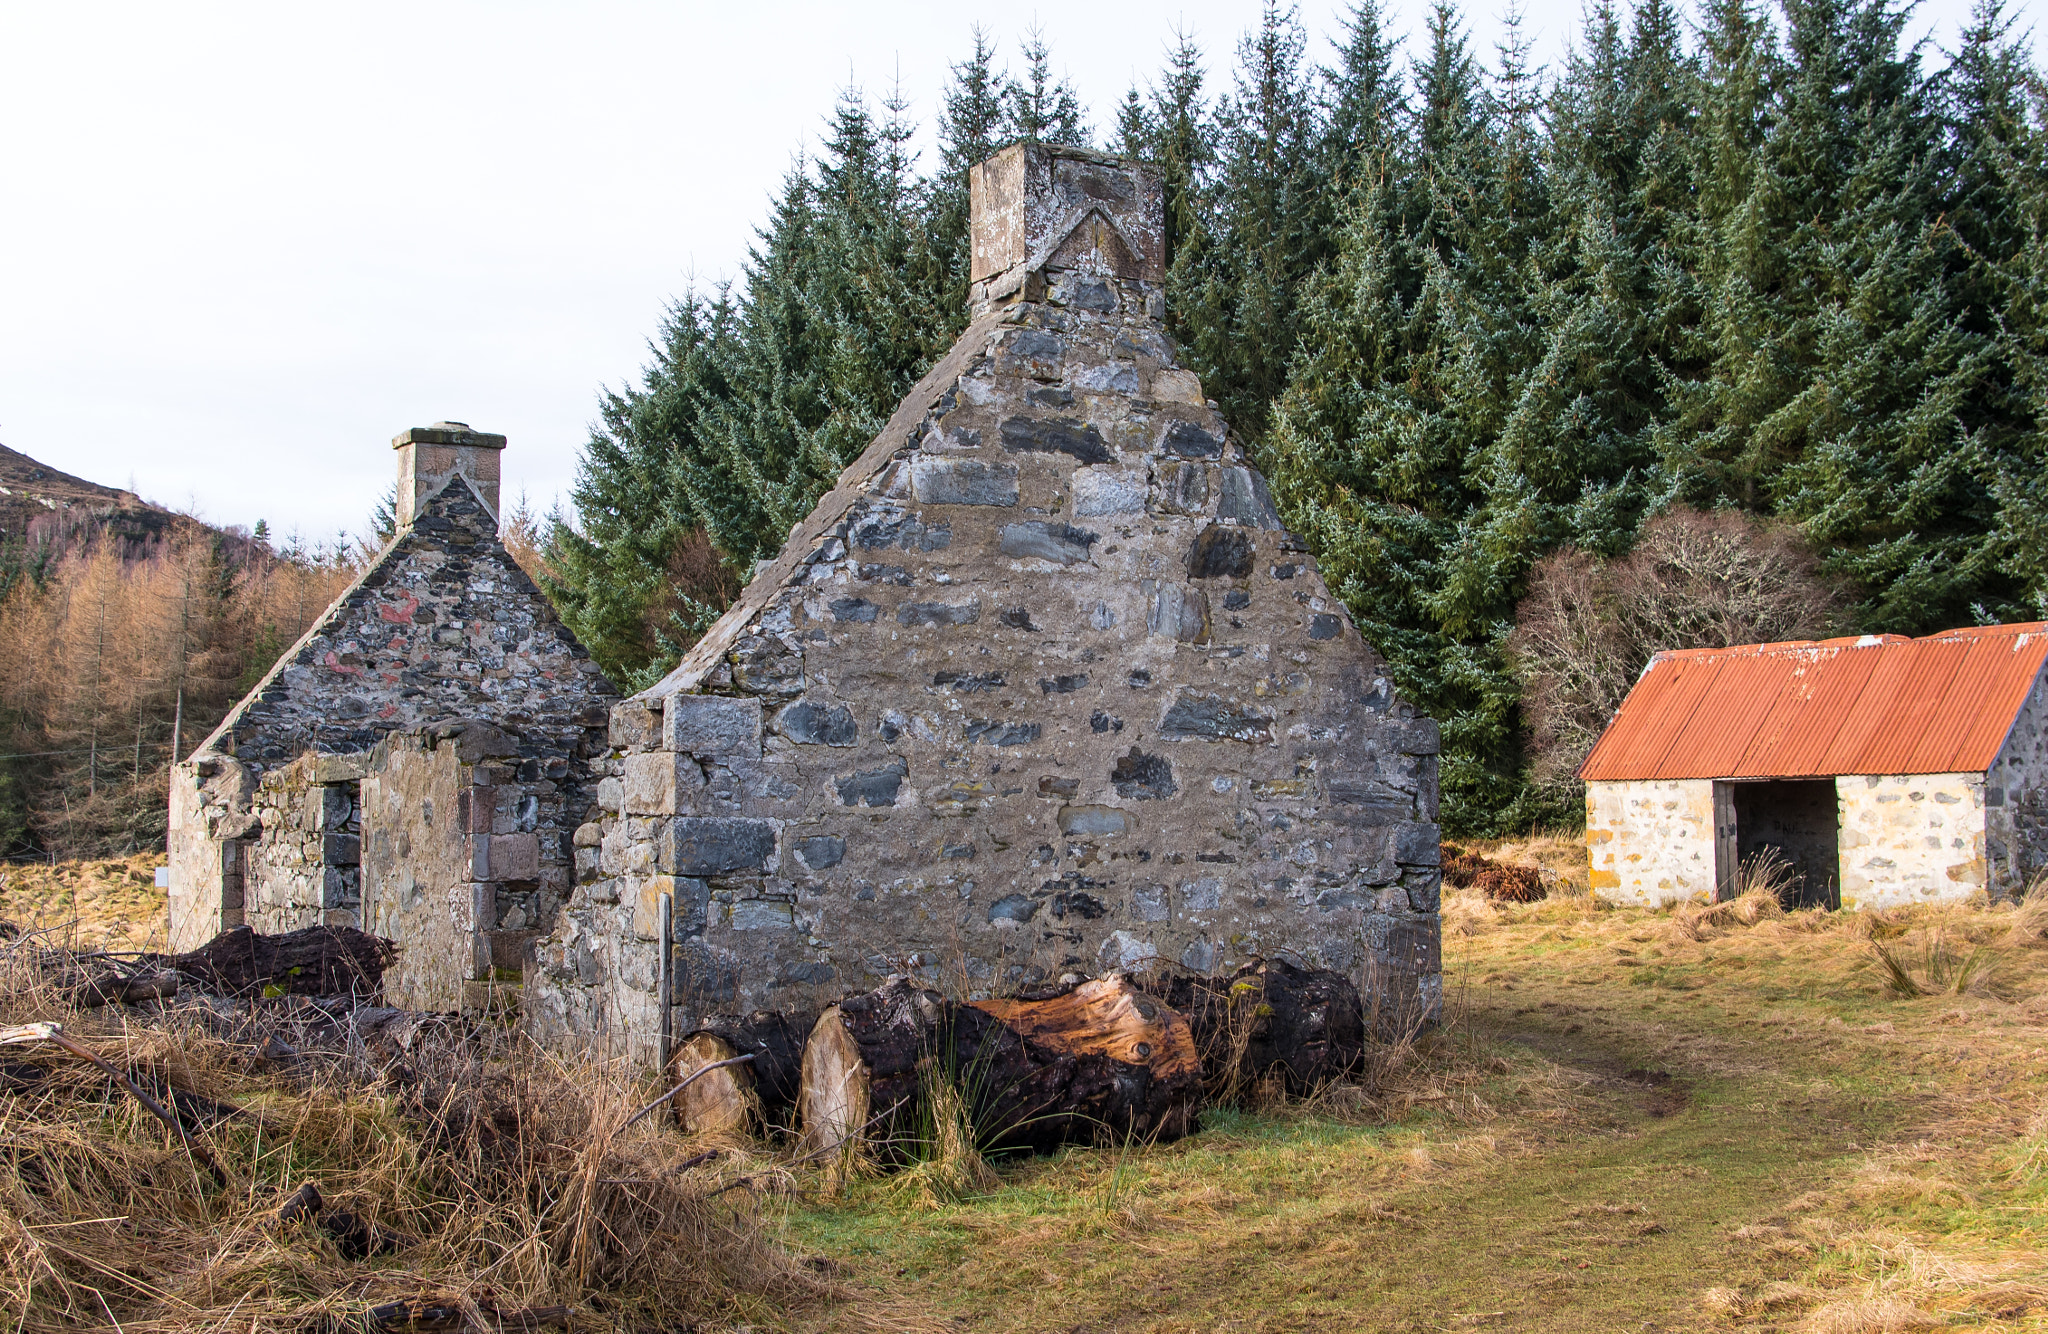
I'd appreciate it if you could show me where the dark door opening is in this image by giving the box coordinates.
[1732,779,1840,910]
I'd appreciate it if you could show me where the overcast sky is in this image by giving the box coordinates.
[0,0,2022,547]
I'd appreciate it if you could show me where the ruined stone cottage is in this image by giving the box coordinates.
[167,424,619,1009]
[527,145,1445,1067]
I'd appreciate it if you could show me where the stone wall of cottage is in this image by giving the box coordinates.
[360,720,589,1011]
[527,258,1443,1065]
[168,463,617,956]
[1988,667,2048,894]
[1585,778,1723,907]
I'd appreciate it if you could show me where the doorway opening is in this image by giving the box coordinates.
[1732,779,1840,910]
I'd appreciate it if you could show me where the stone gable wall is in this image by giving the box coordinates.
[1988,666,2048,893]
[169,477,617,955]
[528,275,1443,1066]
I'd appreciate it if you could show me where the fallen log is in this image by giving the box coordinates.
[146,924,396,998]
[796,976,1200,1164]
[968,975,1201,1147]
[1139,957,1365,1099]
[671,1008,816,1136]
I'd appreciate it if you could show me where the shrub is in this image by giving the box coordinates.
[1510,508,1844,811]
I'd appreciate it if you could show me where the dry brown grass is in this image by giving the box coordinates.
[0,941,849,1334]
[0,853,168,952]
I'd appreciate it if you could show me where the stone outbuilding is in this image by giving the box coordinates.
[1582,624,2048,909]
[167,424,619,1009]
[527,145,1445,1066]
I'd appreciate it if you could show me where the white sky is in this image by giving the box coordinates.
[0,0,2019,546]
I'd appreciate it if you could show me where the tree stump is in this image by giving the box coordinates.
[797,980,951,1163]
[1140,957,1365,1099]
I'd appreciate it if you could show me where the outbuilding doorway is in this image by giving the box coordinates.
[1731,779,1840,910]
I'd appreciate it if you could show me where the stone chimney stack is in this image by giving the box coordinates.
[968,144,1165,314]
[391,421,507,530]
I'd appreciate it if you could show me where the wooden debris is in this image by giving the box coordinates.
[797,976,1202,1163]
[144,923,396,998]
[270,1177,410,1257]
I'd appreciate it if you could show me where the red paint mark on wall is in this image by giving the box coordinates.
[379,592,420,625]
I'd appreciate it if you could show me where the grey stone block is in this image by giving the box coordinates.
[911,458,1019,506]
[1110,748,1177,800]
[1058,806,1129,837]
[796,834,846,870]
[836,757,909,808]
[999,521,1099,565]
[1000,416,1113,465]
[1159,692,1272,743]
[1217,466,1284,528]
[898,599,981,627]
[730,899,795,930]
[964,719,1041,746]
[1187,526,1254,579]
[659,818,778,876]
[662,696,763,759]
[1393,822,1442,865]
[987,893,1040,923]
[1147,585,1210,643]
[1072,468,1146,516]
[996,329,1065,378]
[1159,420,1224,458]
[776,700,858,746]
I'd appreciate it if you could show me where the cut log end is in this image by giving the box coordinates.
[672,1033,759,1136]
[797,1005,869,1161]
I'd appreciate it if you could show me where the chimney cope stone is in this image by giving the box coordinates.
[392,421,507,530]
[968,144,1165,310]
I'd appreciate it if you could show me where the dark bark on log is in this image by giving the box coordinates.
[797,977,1200,1163]
[679,1009,815,1135]
[1138,957,1365,1098]
[146,924,396,998]
[276,1181,322,1227]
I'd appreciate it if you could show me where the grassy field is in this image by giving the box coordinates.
[0,851,170,951]
[9,850,2047,1331]
[778,879,2048,1333]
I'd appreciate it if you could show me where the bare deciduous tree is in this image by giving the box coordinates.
[1511,508,1846,807]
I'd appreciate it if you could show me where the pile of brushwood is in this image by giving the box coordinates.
[0,924,825,1333]
[1441,845,1547,903]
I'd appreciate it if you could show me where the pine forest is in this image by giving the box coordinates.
[541,0,2048,835]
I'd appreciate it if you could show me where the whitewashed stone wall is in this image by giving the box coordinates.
[1586,778,1721,906]
[1838,772,1989,908]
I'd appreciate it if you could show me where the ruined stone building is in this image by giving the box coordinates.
[167,424,619,1008]
[527,145,1445,1065]
[1581,624,2048,909]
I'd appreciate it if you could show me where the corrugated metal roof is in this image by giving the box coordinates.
[1579,624,2048,781]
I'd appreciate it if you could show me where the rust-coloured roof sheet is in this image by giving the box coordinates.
[1579,623,2048,781]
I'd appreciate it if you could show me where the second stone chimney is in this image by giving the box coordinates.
[392,421,506,529]
[968,143,1165,311]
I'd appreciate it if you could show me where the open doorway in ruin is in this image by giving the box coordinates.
[1729,779,1840,910]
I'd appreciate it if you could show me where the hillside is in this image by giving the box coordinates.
[0,441,360,860]
[0,441,215,560]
